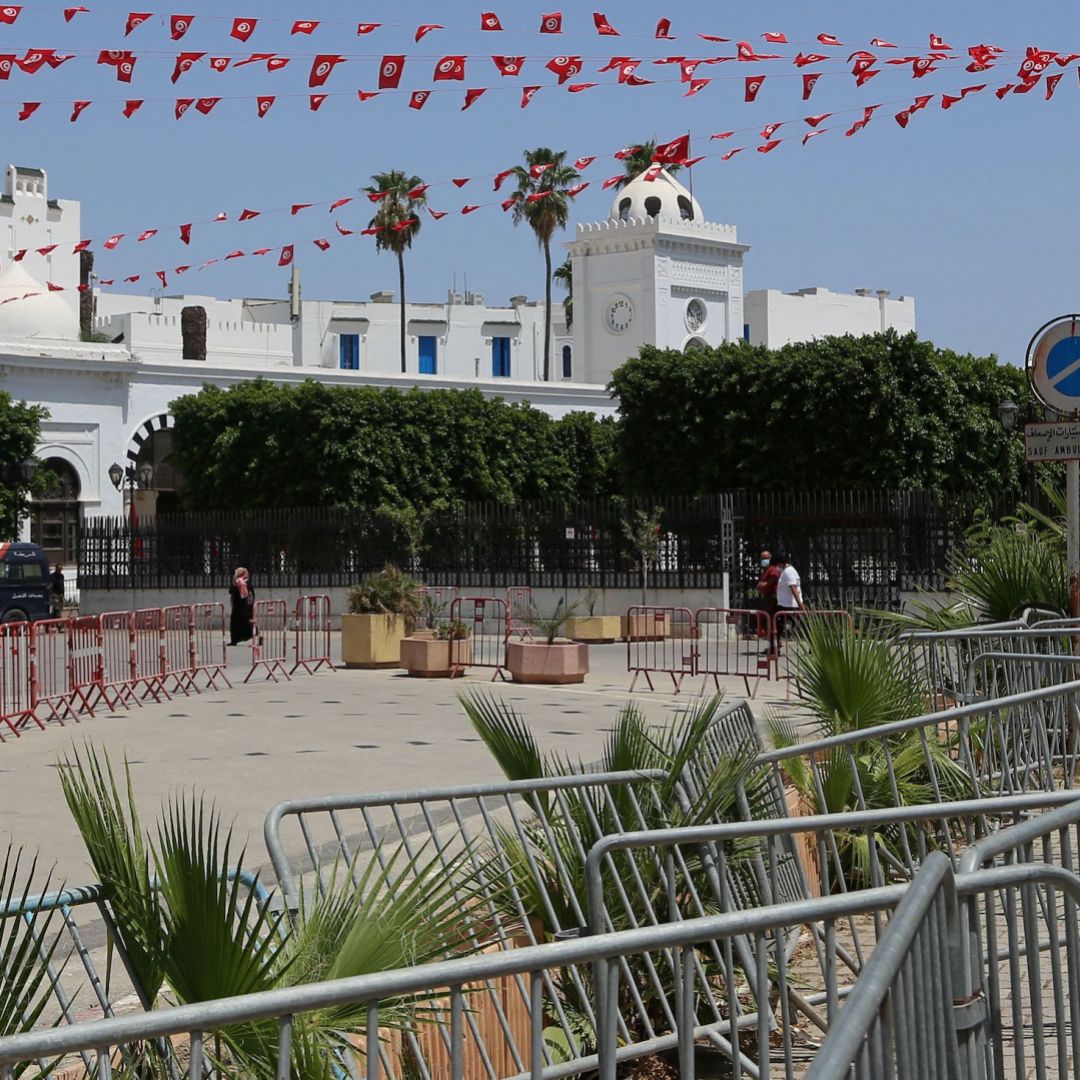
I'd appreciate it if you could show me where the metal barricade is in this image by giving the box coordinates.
[190,602,231,689]
[245,598,290,683]
[131,608,168,703]
[30,618,79,726]
[65,616,101,718]
[0,621,35,737]
[693,607,771,697]
[449,596,509,679]
[505,585,533,639]
[95,611,138,711]
[773,608,853,693]
[417,585,459,629]
[291,594,332,675]
[626,605,695,692]
[161,604,195,696]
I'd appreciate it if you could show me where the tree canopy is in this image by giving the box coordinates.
[0,391,48,538]
[608,331,1032,501]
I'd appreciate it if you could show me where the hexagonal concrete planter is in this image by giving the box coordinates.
[563,615,622,644]
[506,640,588,684]
[400,635,473,678]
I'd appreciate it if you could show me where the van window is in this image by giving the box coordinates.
[0,561,45,582]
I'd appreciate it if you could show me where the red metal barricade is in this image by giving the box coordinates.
[30,618,82,726]
[66,616,102,718]
[132,608,169,703]
[96,611,138,711]
[694,608,771,699]
[449,597,509,680]
[246,599,290,683]
[626,606,696,693]
[0,622,36,737]
[191,603,231,689]
[292,594,332,675]
[161,605,195,696]
[773,609,854,696]
[505,586,534,640]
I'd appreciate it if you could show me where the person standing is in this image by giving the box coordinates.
[228,566,255,646]
[774,554,803,651]
[49,564,65,619]
[756,550,781,653]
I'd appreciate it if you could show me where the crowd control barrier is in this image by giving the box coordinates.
[626,605,696,692]
[191,602,231,689]
[505,585,534,639]
[291,594,332,675]
[449,596,509,679]
[694,606,771,697]
[245,599,290,683]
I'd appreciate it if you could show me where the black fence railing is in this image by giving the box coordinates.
[77,490,1036,610]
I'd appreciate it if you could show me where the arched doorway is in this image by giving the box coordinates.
[135,428,184,516]
[30,458,81,565]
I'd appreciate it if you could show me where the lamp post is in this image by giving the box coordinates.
[997,399,1019,434]
[109,461,154,608]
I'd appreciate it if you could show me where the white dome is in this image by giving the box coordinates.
[0,261,78,340]
[609,168,704,224]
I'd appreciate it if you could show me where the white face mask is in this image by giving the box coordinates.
[761,559,771,569]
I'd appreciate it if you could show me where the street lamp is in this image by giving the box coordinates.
[109,462,154,608]
[997,400,1019,433]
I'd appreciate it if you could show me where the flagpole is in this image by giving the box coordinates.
[687,129,693,200]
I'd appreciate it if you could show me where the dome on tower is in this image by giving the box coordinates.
[609,169,703,224]
[0,260,78,340]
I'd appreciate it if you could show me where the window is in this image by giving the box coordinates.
[644,196,662,218]
[618,197,631,222]
[418,335,438,374]
[562,345,572,379]
[677,195,695,221]
[743,324,750,342]
[492,337,511,378]
[339,333,360,370]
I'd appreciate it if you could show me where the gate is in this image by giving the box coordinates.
[694,607,771,698]
[626,606,695,692]
[246,599,290,683]
[449,597,508,680]
[292,594,332,675]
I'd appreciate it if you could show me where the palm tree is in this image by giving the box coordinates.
[553,256,573,328]
[508,149,581,382]
[364,171,426,374]
[612,139,683,190]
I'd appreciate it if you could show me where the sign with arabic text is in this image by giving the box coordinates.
[1024,421,1080,462]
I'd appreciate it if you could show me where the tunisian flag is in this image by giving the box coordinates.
[652,133,690,164]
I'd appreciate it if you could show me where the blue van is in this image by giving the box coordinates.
[0,542,52,622]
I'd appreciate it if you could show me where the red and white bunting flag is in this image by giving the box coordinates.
[18,50,53,74]
[0,6,22,25]
[521,85,540,107]
[171,51,204,83]
[358,90,379,101]
[744,74,765,101]
[757,140,781,153]
[138,228,157,241]
[463,87,486,109]
[313,239,331,251]
[460,205,480,215]
[721,148,744,161]
[699,34,729,43]
[568,82,596,92]
[929,34,952,51]
[230,17,256,42]
[493,168,515,190]
[292,20,318,34]
[194,96,219,115]
[64,6,88,20]
[256,95,274,117]
[480,11,502,30]
[238,209,260,221]
[804,113,831,127]
[653,133,690,163]
[493,55,524,76]
[309,54,345,87]
[763,31,787,43]
[895,109,911,128]
[125,11,151,35]
[434,55,466,81]
[530,162,553,177]
[379,55,405,88]
[278,244,294,266]
[70,100,91,121]
[309,93,327,110]
[452,177,470,187]
[415,23,442,42]
[429,208,447,219]
[655,18,673,39]
[73,239,91,252]
[47,281,64,291]
[225,250,245,260]
[851,54,877,75]
[760,121,782,140]
[594,12,619,35]
[12,249,25,260]
[794,52,827,68]
[335,223,354,236]
[501,195,517,211]
[179,223,192,243]
[546,55,581,83]
[234,52,274,67]
[37,244,57,255]
[526,190,553,202]
[409,89,430,109]
[331,196,355,211]
[115,54,136,82]
[1046,72,1063,98]
[601,174,622,189]
[170,14,194,39]
[292,203,312,214]
[17,101,39,120]
[209,56,230,72]
[540,12,562,33]
[574,155,596,170]
[0,56,13,80]
[709,130,734,140]
[802,73,821,99]
[124,275,141,283]
[357,22,380,34]
[567,182,589,196]
[913,57,936,78]
[737,41,780,62]
[175,98,193,119]
[393,218,418,231]
[252,248,271,256]
[803,130,826,146]
[871,38,897,48]
[855,68,879,86]
[122,98,143,117]
[817,33,842,47]
[995,83,1014,99]
[103,234,124,250]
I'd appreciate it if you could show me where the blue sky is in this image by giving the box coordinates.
[1,0,1076,364]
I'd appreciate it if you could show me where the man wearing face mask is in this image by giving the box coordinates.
[756,549,781,654]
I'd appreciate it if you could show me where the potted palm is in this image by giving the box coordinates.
[505,601,588,684]
[342,565,419,668]
[563,589,621,644]
[401,619,473,678]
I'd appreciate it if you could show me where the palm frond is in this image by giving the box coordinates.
[459,690,547,781]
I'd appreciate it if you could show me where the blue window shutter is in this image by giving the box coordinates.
[339,334,360,370]
[419,336,438,374]
[492,337,511,377]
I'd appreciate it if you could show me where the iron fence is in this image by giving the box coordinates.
[77,489,1034,608]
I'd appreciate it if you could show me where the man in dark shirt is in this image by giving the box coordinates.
[49,564,65,619]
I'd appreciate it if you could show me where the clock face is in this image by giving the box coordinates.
[605,295,635,334]
[685,298,707,333]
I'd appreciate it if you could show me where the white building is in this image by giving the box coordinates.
[0,163,914,568]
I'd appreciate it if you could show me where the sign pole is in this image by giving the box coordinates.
[1069,458,1080,618]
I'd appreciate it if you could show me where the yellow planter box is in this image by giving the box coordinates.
[564,615,622,643]
[341,612,407,669]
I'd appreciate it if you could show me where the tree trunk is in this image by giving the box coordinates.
[543,239,553,382]
[398,248,407,374]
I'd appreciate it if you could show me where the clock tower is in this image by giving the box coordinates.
[566,169,749,384]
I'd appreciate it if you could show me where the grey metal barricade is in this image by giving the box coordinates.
[449,596,509,679]
[693,607,771,698]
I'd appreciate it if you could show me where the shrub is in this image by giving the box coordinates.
[346,564,420,628]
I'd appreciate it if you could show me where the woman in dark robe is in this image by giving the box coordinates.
[228,566,255,645]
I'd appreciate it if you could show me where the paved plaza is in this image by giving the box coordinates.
[0,638,790,884]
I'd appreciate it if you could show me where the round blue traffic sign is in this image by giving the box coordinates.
[1028,315,1080,415]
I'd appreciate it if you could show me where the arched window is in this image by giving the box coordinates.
[618,197,631,222]
[135,429,185,514]
[643,196,662,218]
[30,458,81,565]
[677,195,695,221]
[562,345,572,379]
[684,337,709,354]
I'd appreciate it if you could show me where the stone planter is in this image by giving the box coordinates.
[783,782,824,897]
[621,612,671,641]
[400,635,473,678]
[506,639,588,684]
[564,615,621,644]
[341,612,407,669]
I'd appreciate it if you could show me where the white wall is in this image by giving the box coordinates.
[745,287,916,349]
